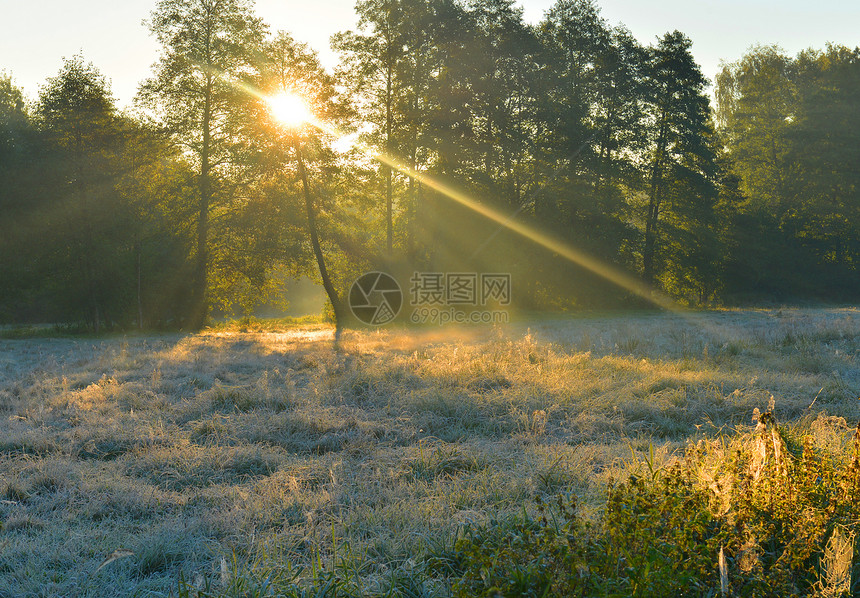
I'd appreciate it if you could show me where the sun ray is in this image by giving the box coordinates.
[308,117,684,313]
[221,70,729,333]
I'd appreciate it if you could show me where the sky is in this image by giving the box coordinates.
[1,0,858,109]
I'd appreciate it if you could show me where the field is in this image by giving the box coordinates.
[1,308,859,596]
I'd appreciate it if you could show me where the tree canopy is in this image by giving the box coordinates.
[1,1,858,330]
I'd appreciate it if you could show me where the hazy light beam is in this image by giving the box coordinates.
[341,134,685,314]
[228,71,689,316]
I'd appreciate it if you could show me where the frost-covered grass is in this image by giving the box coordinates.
[0,309,858,596]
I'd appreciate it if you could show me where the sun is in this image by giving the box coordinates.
[267,92,313,127]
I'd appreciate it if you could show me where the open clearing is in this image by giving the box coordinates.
[1,308,859,596]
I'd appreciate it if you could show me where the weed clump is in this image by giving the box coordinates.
[175,410,860,597]
[451,410,860,597]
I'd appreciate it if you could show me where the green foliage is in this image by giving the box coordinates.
[642,31,719,298]
[452,411,860,597]
[451,495,590,597]
[4,1,860,330]
[33,56,172,330]
[0,56,200,330]
[140,0,269,325]
[165,408,860,597]
[716,45,860,302]
[0,72,37,323]
[450,476,724,597]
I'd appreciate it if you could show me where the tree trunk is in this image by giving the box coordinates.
[407,125,417,259]
[297,148,346,347]
[385,61,394,256]
[643,199,658,284]
[643,120,668,284]
[136,239,144,330]
[193,74,213,329]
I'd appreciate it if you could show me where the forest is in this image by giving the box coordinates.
[1,0,859,331]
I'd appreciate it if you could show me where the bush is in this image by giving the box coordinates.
[453,410,860,597]
[176,410,860,597]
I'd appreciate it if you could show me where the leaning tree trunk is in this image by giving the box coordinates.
[296,148,346,347]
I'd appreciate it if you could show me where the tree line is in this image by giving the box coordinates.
[1,0,858,330]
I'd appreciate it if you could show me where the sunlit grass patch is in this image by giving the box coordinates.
[207,315,328,333]
[402,439,485,483]
[128,443,284,491]
[0,308,858,595]
[232,409,366,454]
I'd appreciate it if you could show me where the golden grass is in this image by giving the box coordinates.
[0,308,858,595]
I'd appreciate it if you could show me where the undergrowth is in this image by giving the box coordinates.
[207,315,327,333]
[455,411,860,597]
[176,410,860,597]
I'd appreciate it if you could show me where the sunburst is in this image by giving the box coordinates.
[267,92,313,127]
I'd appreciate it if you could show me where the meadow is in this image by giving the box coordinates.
[1,308,859,596]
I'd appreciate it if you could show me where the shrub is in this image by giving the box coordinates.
[175,410,860,597]
[453,410,860,597]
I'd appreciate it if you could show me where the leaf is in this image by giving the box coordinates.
[95,549,135,573]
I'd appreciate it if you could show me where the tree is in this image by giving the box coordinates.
[790,45,860,293]
[333,0,441,257]
[538,0,644,263]
[35,55,128,331]
[333,0,399,256]
[445,0,543,207]
[715,46,798,213]
[641,31,716,290]
[0,73,37,322]
[113,116,198,328]
[254,32,354,341]
[716,44,860,300]
[540,0,607,148]
[139,0,266,326]
[2,59,200,329]
[0,72,28,174]
[417,0,550,292]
